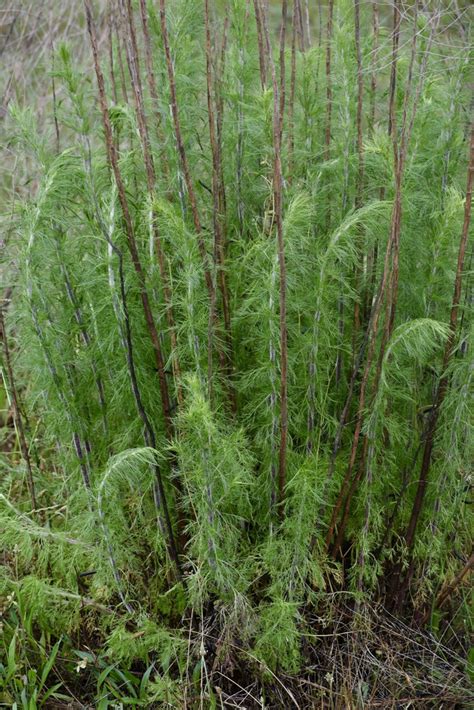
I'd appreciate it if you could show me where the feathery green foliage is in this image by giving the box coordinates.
[1,0,473,704]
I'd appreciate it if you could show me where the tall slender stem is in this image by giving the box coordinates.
[119,0,183,406]
[287,0,297,180]
[260,1,288,513]
[278,0,288,145]
[137,0,171,185]
[324,0,334,164]
[253,0,267,90]
[158,0,213,298]
[404,125,474,555]
[204,0,236,412]
[84,0,180,574]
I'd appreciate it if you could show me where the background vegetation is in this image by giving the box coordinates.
[1,0,473,707]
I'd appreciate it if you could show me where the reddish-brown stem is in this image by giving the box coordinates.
[325,328,377,549]
[278,0,288,145]
[287,0,297,180]
[363,3,380,319]
[385,4,417,343]
[404,125,474,554]
[107,6,118,106]
[137,0,171,185]
[421,551,474,624]
[324,0,336,383]
[119,2,189,549]
[352,0,365,342]
[261,1,288,514]
[387,0,401,144]
[370,1,404,374]
[204,0,236,413]
[369,2,379,134]
[296,0,305,52]
[292,0,304,53]
[119,0,151,181]
[84,1,173,433]
[85,0,181,571]
[391,130,472,611]
[331,435,369,557]
[380,7,439,384]
[354,0,364,210]
[158,0,213,298]
[87,0,172,439]
[120,0,183,406]
[112,1,129,106]
[160,0,234,410]
[328,5,441,552]
[325,163,408,549]
[216,12,229,224]
[386,5,439,340]
[253,0,267,90]
[324,0,334,163]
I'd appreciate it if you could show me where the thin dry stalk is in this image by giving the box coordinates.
[331,435,368,557]
[421,551,474,623]
[325,331,376,549]
[324,0,343,385]
[383,3,419,346]
[325,153,412,548]
[292,0,303,53]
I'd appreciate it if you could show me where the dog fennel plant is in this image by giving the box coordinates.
[0,0,473,704]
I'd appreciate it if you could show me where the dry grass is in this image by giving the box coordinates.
[184,599,472,708]
[0,1,108,208]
